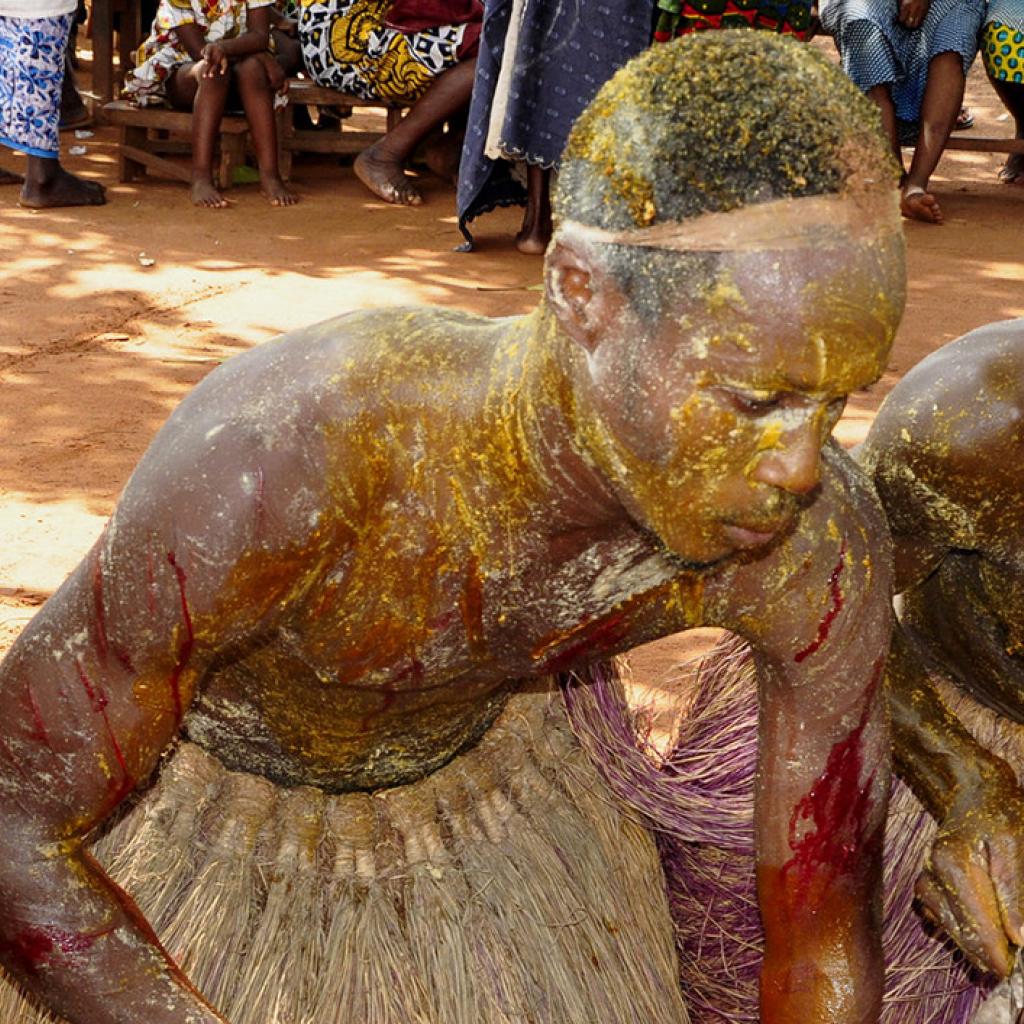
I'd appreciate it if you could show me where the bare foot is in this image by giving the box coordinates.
[0,168,23,186]
[354,145,422,206]
[515,229,549,255]
[901,184,942,224]
[261,173,298,206]
[999,152,1024,186]
[19,167,105,208]
[191,176,229,209]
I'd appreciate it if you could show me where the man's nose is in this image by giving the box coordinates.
[748,425,823,495]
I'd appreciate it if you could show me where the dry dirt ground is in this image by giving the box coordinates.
[0,36,1023,1023]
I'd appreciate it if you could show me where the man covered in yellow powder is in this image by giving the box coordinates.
[860,319,1024,988]
[0,32,906,1024]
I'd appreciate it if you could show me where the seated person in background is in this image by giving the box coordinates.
[0,0,105,206]
[653,0,815,40]
[298,0,481,206]
[859,319,1024,983]
[457,0,653,254]
[124,0,301,208]
[980,0,1024,185]
[0,33,907,1024]
[820,0,984,224]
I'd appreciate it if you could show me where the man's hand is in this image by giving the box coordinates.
[258,51,288,94]
[898,0,929,28]
[200,42,229,76]
[916,767,1024,977]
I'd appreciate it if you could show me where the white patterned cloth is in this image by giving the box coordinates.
[123,0,275,106]
[0,12,73,159]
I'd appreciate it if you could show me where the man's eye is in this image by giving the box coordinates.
[726,390,783,414]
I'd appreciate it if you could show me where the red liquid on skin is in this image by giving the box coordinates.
[91,549,108,662]
[781,658,884,899]
[166,551,194,721]
[1,924,114,974]
[360,658,424,733]
[794,543,847,663]
[76,660,135,808]
[539,609,630,673]
[25,686,53,751]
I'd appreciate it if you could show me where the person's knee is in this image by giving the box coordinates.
[235,54,270,88]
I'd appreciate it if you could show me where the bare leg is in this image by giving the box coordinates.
[19,154,105,207]
[989,77,1024,185]
[234,54,296,206]
[59,50,90,129]
[902,51,965,224]
[354,58,475,206]
[167,61,231,208]
[515,165,552,255]
[866,83,905,173]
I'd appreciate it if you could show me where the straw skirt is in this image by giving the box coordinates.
[0,678,687,1024]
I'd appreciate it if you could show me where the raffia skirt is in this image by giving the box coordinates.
[564,643,1010,1024]
[0,678,688,1024]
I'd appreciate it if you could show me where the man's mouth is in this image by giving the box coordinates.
[720,515,792,550]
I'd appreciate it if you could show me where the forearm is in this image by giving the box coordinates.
[0,833,223,1024]
[219,29,270,59]
[888,624,1017,820]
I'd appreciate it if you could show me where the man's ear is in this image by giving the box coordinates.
[545,239,628,354]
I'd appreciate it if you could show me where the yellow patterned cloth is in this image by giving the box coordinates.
[299,0,467,102]
[123,0,275,105]
[982,19,1024,83]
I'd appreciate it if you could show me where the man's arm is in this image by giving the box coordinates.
[703,445,893,1024]
[887,623,1024,977]
[0,365,323,1023]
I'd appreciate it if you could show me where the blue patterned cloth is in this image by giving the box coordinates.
[820,0,983,122]
[456,0,654,246]
[0,12,72,159]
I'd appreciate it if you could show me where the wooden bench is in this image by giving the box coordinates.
[277,79,408,179]
[945,135,1024,156]
[103,100,250,189]
[104,81,409,187]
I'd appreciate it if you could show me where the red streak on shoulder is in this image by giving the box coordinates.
[166,551,195,721]
[794,542,847,663]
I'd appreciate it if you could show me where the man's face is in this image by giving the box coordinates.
[577,229,905,565]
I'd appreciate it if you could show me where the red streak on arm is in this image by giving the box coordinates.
[91,549,109,662]
[75,660,135,809]
[166,551,195,721]
[538,610,631,673]
[25,687,54,751]
[0,924,116,975]
[780,658,884,899]
[793,543,847,663]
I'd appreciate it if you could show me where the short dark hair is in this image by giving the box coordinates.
[553,30,898,317]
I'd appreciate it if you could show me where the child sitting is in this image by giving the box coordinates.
[124,0,299,208]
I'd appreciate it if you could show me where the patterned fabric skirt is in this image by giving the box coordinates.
[298,0,477,103]
[0,679,688,1024]
[820,0,984,123]
[653,0,813,41]
[455,0,654,246]
[982,19,1024,83]
[0,12,72,159]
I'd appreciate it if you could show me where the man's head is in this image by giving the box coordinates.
[544,31,905,566]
